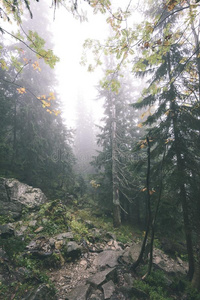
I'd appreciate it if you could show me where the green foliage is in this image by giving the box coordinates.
[184,283,200,300]
[0,236,27,260]
[0,214,14,225]
[70,218,89,241]
[133,271,173,300]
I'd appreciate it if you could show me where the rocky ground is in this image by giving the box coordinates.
[0,178,195,300]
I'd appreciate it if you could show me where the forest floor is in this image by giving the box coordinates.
[0,199,199,300]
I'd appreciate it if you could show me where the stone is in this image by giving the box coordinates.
[87,268,115,287]
[55,240,63,250]
[0,223,15,237]
[62,241,82,260]
[65,284,90,300]
[0,178,47,219]
[102,280,115,299]
[123,273,133,286]
[121,242,141,264]
[34,226,44,233]
[88,289,103,300]
[15,225,28,236]
[56,232,74,240]
[94,250,124,268]
[153,248,188,275]
[29,220,37,227]
[49,238,56,246]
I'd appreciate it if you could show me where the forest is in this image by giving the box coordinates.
[0,0,200,299]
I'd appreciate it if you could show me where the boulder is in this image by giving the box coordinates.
[87,268,115,287]
[65,284,90,300]
[153,248,188,275]
[102,280,115,299]
[55,232,74,240]
[0,223,15,237]
[62,241,82,260]
[94,250,124,268]
[0,178,47,219]
[121,242,141,264]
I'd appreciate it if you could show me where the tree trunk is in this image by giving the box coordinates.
[131,136,151,270]
[11,98,17,171]
[112,100,121,227]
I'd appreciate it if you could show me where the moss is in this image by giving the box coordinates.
[0,215,14,225]
[133,271,173,300]
[0,236,27,260]
[70,218,89,241]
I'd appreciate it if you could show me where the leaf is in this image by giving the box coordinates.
[17,87,26,94]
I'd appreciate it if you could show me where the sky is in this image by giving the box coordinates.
[50,2,109,128]
[48,0,140,128]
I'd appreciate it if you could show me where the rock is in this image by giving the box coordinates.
[65,284,90,300]
[28,220,37,227]
[102,280,115,299]
[88,289,104,300]
[49,238,56,246]
[0,223,15,237]
[56,232,74,240]
[87,268,115,287]
[0,178,47,219]
[121,242,141,264]
[22,283,56,300]
[94,250,124,268]
[123,273,133,286]
[34,226,44,233]
[153,248,188,275]
[55,240,63,250]
[62,241,82,260]
[25,237,53,258]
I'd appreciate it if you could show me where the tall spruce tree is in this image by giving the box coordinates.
[131,0,200,285]
[92,63,143,227]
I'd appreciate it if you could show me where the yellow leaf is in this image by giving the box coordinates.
[149,189,156,195]
[17,87,26,94]
[137,123,143,128]
[48,92,56,100]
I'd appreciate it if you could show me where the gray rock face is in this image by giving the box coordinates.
[153,248,188,275]
[0,178,47,219]
[0,223,15,237]
[56,232,74,240]
[65,284,90,300]
[94,250,123,268]
[102,280,115,299]
[62,241,82,260]
[121,242,141,264]
[87,268,115,287]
